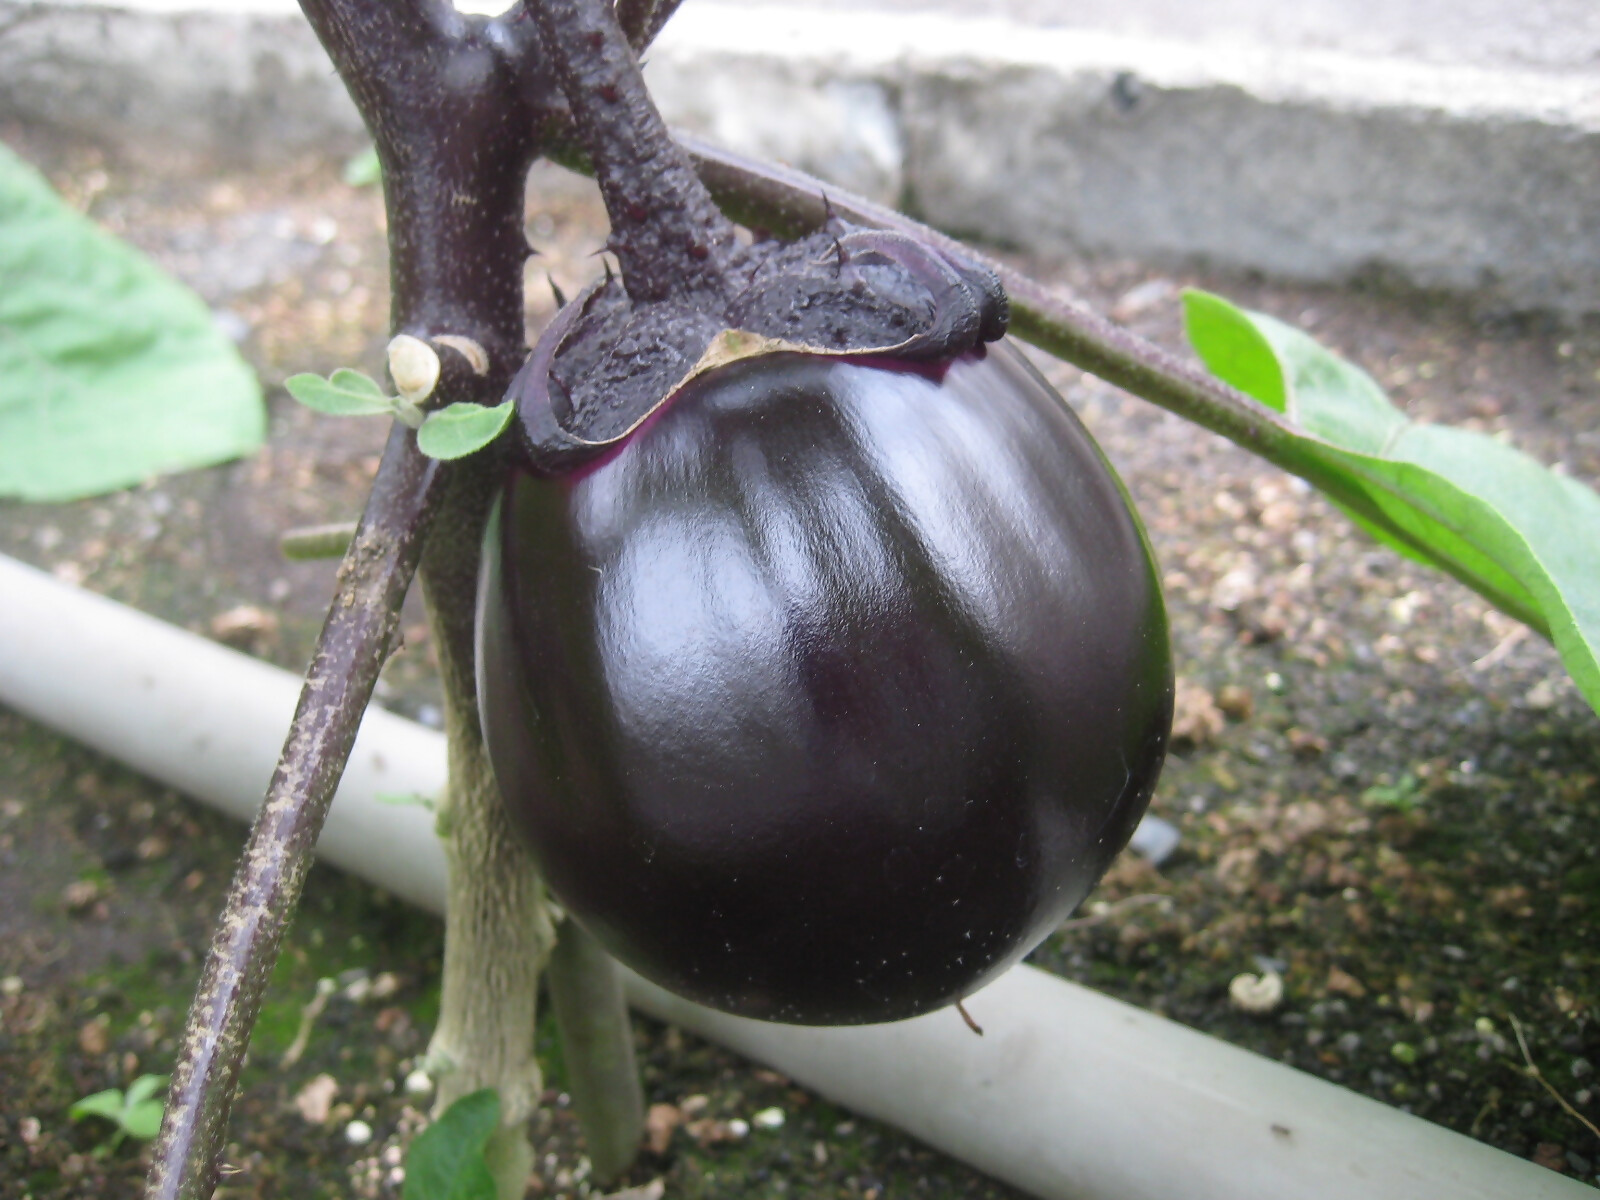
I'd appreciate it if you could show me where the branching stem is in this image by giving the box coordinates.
[147,1,552,1195]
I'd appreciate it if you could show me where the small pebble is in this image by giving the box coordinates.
[1216,684,1253,721]
[403,1069,433,1097]
[727,1118,750,1139]
[77,1016,110,1055]
[752,1107,785,1131]
[680,1094,709,1117]
[61,879,102,914]
[294,1074,339,1124]
[345,1119,373,1146]
[603,1181,666,1200]
[209,604,279,649]
[1129,815,1181,866]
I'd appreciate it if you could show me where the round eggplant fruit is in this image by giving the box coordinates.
[477,340,1172,1025]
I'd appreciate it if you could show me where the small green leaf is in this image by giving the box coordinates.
[120,1101,165,1141]
[0,143,265,501]
[328,367,388,400]
[1182,290,1286,413]
[416,401,514,460]
[1361,774,1422,811]
[285,371,396,417]
[122,1074,168,1109]
[70,1089,129,1123]
[343,146,383,189]
[403,1088,500,1200]
[1183,289,1600,715]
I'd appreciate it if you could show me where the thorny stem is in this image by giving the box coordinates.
[617,0,687,52]
[305,2,570,1197]
[527,0,740,306]
[148,1,554,1196]
[144,425,441,1200]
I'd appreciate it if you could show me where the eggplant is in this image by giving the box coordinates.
[477,340,1171,1024]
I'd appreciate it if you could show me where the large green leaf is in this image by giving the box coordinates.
[1185,290,1600,715]
[0,143,265,501]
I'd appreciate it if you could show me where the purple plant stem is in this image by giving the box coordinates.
[145,1,551,1195]
[527,0,740,307]
[144,425,440,1200]
[617,0,687,51]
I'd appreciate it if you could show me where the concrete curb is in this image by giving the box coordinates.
[3,0,1597,314]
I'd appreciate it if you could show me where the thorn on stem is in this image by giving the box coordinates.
[956,1000,984,1036]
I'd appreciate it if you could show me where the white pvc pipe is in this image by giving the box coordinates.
[0,553,1582,1200]
[0,553,449,914]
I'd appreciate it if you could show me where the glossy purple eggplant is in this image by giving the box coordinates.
[477,339,1172,1025]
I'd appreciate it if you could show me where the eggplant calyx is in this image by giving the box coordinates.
[510,222,1009,476]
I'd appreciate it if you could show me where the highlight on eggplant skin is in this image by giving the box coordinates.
[476,340,1173,1026]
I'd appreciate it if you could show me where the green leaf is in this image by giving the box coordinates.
[343,146,383,189]
[403,1088,500,1200]
[328,366,388,400]
[123,1074,168,1109]
[1183,290,1286,413]
[1183,289,1600,715]
[417,401,514,460]
[1248,311,1407,454]
[69,1089,129,1123]
[120,1101,166,1141]
[285,370,396,417]
[0,143,265,502]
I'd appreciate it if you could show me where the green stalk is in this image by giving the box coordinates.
[547,919,646,1183]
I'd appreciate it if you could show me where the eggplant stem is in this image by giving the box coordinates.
[527,0,740,307]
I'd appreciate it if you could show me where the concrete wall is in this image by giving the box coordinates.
[4,0,1597,316]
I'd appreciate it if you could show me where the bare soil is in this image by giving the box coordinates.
[1,130,1597,1198]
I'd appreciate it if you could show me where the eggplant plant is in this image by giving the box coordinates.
[98,1,1599,1198]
